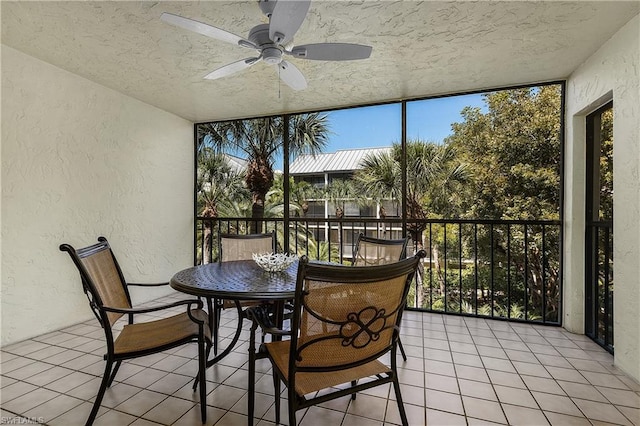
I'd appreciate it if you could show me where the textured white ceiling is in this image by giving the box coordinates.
[2,1,638,122]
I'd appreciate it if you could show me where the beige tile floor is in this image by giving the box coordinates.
[1,292,639,425]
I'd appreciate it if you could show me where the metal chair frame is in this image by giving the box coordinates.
[353,233,411,360]
[60,237,210,425]
[208,231,276,354]
[247,251,426,426]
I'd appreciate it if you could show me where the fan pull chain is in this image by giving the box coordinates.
[278,65,281,99]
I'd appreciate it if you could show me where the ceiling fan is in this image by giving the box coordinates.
[161,0,372,91]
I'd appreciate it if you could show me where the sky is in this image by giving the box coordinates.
[271,93,488,169]
[322,93,487,153]
[210,93,489,170]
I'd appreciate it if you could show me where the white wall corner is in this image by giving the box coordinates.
[565,15,640,381]
[1,46,194,346]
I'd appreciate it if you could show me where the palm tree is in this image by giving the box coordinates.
[197,114,330,232]
[196,150,247,263]
[355,139,470,307]
[355,152,401,209]
[325,178,357,219]
[356,140,469,245]
[303,238,340,262]
[269,175,321,217]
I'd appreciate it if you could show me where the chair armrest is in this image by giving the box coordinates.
[103,299,203,315]
[127,282,170,287]
[245,305,291,337]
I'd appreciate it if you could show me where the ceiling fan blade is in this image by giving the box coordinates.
[269,0,311,45]
[288,43,373,61]
[204,57,261,80]
[276,60,307,91]
[161,12,256,49]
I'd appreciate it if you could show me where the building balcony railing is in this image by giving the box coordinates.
[196,216,562,326]
[586,220,614,352]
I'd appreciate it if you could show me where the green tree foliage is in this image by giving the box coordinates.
[325,179,358,219]
[447,86,561,220]
[355,140,470,308]
[355,140,470,238]
[196,150,247,263]
[196,150,247,218]
[197,113,330,230]
[599,108,613,220]
[443,86,562,320]
[270,175,322,217]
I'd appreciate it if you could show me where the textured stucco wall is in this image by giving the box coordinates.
[565,15,639,381]
[1,46,194,346]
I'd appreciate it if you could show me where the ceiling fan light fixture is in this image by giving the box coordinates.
[262,47,283,64]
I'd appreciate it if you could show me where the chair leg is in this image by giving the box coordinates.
[287,392,296,426]
[350,380,357,400]
[198,336,207,424]
[205,340,212,362]
[273,370,281,425]
[248,321,258,426]
[398,337,408,361]
[86,359,114,426]
[206,297,218,355]
[391,374,408,426]
[192,375,199,391]
[193,337,213,392]
[106,360,122,387]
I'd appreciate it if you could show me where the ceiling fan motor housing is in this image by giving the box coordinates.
[263,47,283,64]
[248,23,283,64]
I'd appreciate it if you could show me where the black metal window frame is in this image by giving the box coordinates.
[585,100,614,352]
[193,80,566,325]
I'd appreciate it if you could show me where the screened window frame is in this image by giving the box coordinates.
[193,82,567,316]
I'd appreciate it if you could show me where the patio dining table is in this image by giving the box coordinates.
[170,259,298,367]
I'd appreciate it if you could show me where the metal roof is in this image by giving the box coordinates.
[225,154,248,172]
[290,147,391,175]
[289,152,334,175]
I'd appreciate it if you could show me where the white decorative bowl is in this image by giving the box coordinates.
[252,252,297,272]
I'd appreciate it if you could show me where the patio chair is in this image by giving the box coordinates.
[208,232,276,353]
[353,233,411,360]
[60,237,211,425]
[352,233,410,267]
[246,251,426,426]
